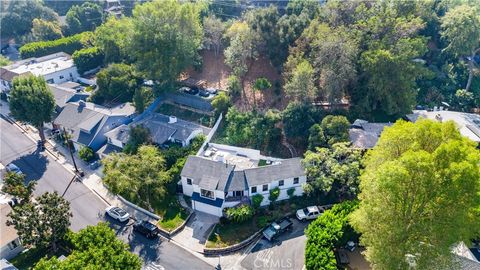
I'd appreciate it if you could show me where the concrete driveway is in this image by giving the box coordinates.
[241,218,309,270]
[171,211,218,252]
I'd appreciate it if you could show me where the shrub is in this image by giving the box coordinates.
[256,216,268,228]
[268,187,280,203]
[72,47,104,74]
[19,32,92,58]
[287,188,296,199]
[251,194,264,209]
[226,75,241,97]
[78,146,95,162]
[225,204,254,223]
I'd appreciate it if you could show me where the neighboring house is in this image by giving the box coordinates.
[180,144,306,217]
[0,259,19,270]
[49,83,90,113]
[0,204,23,260]
[53,101,136,151]
[104,0,124,18]
[348,119,393,149]
[406,110,480,144]
[0,52,79,95]
[104,112,210,149]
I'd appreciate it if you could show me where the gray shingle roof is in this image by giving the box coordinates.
[349,120,392,149]
[226,171,247,192]
[104,124,130,144]
[244,158,305,187]
[181,156,234,190]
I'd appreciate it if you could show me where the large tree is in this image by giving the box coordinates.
[93,63,141,104]
[202,15,226,57]
[1,172,36,205]
[284,60,317,103]
[65,2,104,35]
[441,4,480,92]
[34,223,142,269]
[7,191,72,252]
[350,119,480,269]
[102,145,169,211]
[31,18,63,41]
[94,17,134,64]
[9,75,55,143]
[130,0,203,88]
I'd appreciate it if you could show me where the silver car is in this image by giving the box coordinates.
[105,206,130,222]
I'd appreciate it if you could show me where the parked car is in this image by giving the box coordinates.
[205,87,218,95]
[198,88,210,97]
[105,206,130,222]
[133,220,160,239]
[262,217,293,241]
[179,86,198,95]
[89,160,101,170]
[345,241,356,252]
[296,206,324,221]
[6,163,22,175]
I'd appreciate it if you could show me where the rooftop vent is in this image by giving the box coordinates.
[169,116,177,124]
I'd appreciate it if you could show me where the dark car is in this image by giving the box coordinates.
[133,220,160,239]
[198,89,210,97]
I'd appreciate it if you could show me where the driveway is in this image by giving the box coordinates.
[171,211,218,252]
[241,218,309,270]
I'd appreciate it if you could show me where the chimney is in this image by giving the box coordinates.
[78,100,86,107]
[168,116,177,124]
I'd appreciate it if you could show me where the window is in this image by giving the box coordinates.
[262,184,268,192]
[59,75,64,80]
[251,186,257,194]
[8,240,18,250]
[46,79,54,84]
[279,180,284,186]
[200,189,214,199]
[293,177,299,184]
[186,178,192,185]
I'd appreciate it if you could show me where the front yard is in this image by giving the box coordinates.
[157,199,189,232]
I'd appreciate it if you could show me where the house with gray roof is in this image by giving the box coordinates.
[180,144,306,217]
[349,119,393,149]
[48,83,90,113]
[53,101,136,151]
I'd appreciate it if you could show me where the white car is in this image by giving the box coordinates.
[6,163,22,175]
[296,206,324,221]
[105,206,130,222]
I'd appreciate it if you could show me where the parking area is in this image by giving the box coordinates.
[241,218,310,270]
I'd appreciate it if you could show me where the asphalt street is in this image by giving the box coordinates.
[0,117,212,270]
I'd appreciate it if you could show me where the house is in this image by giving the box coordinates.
[180,144,306,217]
[104,0,124,18]
[49,83,90,113]
[104,113,210,149]
[0,52,79,95]
[53,101,136,151]
[0,204,24,260]
[348,119,393,149]
[406,110,480,144]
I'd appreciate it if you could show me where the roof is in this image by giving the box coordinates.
[0,259,18,270]
[191,192,224,207]
[244,158,305,187]
[0,204,19,247]
[97,142,123,157]
[406,110,480,142]
[349,120,393,149]
[226,171,247,192]
[0,68,30,82]
[181,156,234,191]
[104,124,130,144]
[1,52,75,79]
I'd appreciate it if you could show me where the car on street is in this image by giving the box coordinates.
[263,217,293,241]
[198,88,210,97]
[105,206,130,222]
[179,86,199,95]
[296,206,324,221]
[6,163,22,175]
[133,220,160,239]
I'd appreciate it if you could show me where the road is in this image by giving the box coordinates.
[0,117,212,270]
[241,218,308,270]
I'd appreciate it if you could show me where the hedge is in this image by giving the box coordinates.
[19,32,92,59]
[73,47,104,74]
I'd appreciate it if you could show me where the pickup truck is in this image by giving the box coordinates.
[296,206,324,221]
[262,217,293,241]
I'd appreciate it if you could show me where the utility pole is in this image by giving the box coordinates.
[63,127,79,173]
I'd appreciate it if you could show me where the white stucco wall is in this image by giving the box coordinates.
[0,238,23,260]
[181,176,194,196]
[249,175,306,206]
[43,66,79,85]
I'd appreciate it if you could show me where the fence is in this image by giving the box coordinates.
[203,228,263,256]
[163,92,213,112]
[197,113,223,156]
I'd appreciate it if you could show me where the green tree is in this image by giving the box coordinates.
[350,119,480,269]
[95,17,134,64]
[66,2,103,35]
[225,205,254,223]
[302,143,361,200]
[320,115,350,146]
[251,193,264,209]
[252,77,271,109]
[0,55,11,67]
[211,91,231,117]
[455,89,476,111]
[284,60,317,103]
[268,187,280,204]
[34,222,141,270]
[305,200,358,270]
[441,5,480,92]
[226,75,242,97]
[123,125,152,154]
[103,145,168,211]
[202,15,226,56]
[1,172,36,204]
[31,18,63,41]
[281,103,319,140]
[130,0,203,88]
[93,63,140,104]
[72,47,104,74]
[7,191,71,252]
[132,87,153,114]
[0,0,57,38]
[9,75,55,143]
[307,124,326,150]
[78,146,95,162]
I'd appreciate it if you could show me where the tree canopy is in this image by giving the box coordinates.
[350,119,480,269]
[65,2,104,35]
[92,63,141,104]
[1,172,36,204]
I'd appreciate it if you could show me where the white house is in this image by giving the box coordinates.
[0,52,79,95]
[0,204,23,260]
[180,144,306,217]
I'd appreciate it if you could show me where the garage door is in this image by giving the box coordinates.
[193,200,223,217]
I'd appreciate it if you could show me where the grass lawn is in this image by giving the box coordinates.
[206,218,262,248]
[157,200,189,232]
[10,247,66,270]
[156,103,213,127]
